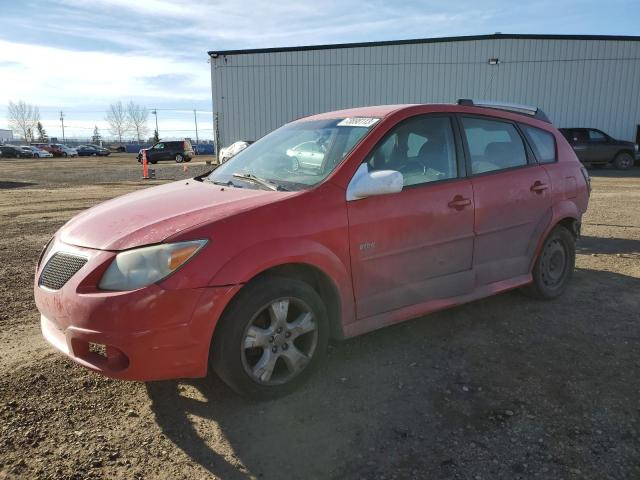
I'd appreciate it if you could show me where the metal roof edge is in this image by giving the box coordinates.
[208,33,640,56]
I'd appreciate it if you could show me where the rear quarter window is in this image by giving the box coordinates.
[521,125,557,164]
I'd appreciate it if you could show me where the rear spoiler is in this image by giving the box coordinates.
[457,99,551,123]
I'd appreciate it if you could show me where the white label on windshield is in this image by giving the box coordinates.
[337,117,380,128]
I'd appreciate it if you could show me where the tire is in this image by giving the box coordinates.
[211,276,329,399]
[522,225,575,300]
[63,152,68,158]
[175,154,184,163]
[613,151,633,170]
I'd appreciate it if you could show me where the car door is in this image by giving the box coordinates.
[459,115,552,286]
[150,143,165,161]
[347,114,475,320]
[586,129,616,163]
[563,129,590,163]
[164,142,177,160]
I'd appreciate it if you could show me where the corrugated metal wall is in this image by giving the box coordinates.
[210,38,640,147]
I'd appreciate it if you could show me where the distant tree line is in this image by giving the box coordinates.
[6,99,151,144]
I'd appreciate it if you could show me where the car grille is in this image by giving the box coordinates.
[39,252,88,290]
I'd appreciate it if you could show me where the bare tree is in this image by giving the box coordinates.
[105,101,131,143]
[126,101,149,143]
[8,100,40,142]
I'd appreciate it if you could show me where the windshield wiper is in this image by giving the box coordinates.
[232,172,281,191]
[210,179,238,187]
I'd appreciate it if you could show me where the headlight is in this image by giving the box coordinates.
[38,236,55,267]
[99,240,207,291]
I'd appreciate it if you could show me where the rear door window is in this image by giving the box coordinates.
[521,125,557,164]
[461,117,527,174]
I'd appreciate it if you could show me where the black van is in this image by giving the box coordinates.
[137,140,194,164]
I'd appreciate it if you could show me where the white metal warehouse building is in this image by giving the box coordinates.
[208,33,640,150]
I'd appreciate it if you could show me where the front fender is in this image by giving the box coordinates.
[208,238,356,327]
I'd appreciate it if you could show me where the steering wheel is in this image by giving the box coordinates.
[396,157,428,174]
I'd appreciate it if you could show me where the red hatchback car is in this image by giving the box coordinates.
[34,101,590,398]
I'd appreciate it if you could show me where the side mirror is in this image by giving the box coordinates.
[347,164,403,201]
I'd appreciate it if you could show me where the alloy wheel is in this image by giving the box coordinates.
[241,297,318,385]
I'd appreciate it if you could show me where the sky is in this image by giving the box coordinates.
[1,0,639,141]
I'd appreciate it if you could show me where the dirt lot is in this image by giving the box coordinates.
[0,155,638,479]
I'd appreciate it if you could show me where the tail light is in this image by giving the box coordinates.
[580,166,591,195]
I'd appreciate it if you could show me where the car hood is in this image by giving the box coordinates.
[59,180,287,250]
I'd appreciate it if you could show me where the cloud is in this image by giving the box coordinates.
[1,0,639,139]
[0,39,209,107]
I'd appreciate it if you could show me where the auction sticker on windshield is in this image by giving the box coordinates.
[337,117,380,128]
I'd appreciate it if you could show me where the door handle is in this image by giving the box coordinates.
[448,195,472,210]
[530,181,549,194]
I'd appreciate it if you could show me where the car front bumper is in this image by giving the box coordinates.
[34,242,240,381]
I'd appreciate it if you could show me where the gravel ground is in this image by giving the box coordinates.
[0,156,638,479]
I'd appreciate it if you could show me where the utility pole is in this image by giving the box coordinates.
[193,109,199,147]
[59,111,65,143]
[151,108,159,137]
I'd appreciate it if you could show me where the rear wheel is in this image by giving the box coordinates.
[522,225,575,300]
[613,152,633,170]
[175,154,184,163]
[211,276,328,399]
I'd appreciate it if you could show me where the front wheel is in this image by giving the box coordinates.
[175,154,184,163]
[522,225,575,300]
[211,276,328,399]
[613,152,634,170]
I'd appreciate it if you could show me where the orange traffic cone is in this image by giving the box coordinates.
[142,150,149,179]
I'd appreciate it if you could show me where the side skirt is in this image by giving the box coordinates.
[343,274,532,338]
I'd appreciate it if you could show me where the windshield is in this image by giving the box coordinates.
[207,118,377,191]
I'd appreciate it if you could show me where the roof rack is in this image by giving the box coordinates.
[457,99,551,123]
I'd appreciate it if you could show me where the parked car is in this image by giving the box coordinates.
[559,128,638,169]
[30,143,52,153]
[36,143,78,157]
[34,100,590,399]
[21,146,53,158]
[76,145,110,156]
[219,140,253,163]
[137,140,194,163]
[108,144,126,153]
[0,145,34,158]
